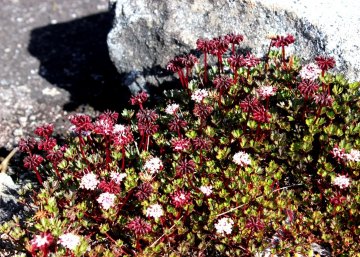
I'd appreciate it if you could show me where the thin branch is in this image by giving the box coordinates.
[216,184,303,218]
[149,216,183,248]
[0,147,18,173]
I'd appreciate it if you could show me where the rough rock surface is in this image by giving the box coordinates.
[108,0,360,93]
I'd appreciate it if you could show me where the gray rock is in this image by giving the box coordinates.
[0,173,19,221]
[107,0,360,93]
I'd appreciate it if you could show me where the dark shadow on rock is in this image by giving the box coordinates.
[28,10,131,112]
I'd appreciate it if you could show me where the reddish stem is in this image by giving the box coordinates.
[121,146,126,170]
[33,167,43,186]
[203,53,208,84]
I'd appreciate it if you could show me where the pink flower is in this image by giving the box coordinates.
[143,157,163,174]
[257,85,277,99]
[215,217,234,235]
[330,145,347,161]
[146,204,164,219]
[165,103,180,115]
[299,63,321,81]
[110,171,127,184]
[79,173,99,190]
[171,189,191,208]
[346,149,360,162]
[127,217,152,235]
[58,233,81,250]
[94,117,114,135]
[191,89,209,103]
[233,151,251,166]
[199,185,213,196]
[97,192,116,210]
[171,138,191,152]
[112,124,133,147]
[333,175,350,189]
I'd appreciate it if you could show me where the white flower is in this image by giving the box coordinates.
[199,185,213,196]
[58,233,81,250]
[299,63,321,81]
[146,204,164,219]
[333,175,350,189]
[191,89,209,103]
[79,173,99,190]
[345,149,360,162]
[331,146,347,161]
[233,151,251,166]
[143,157,163,174]
[113,124,126,133]
[97,192,116,210]
[30,233,53,248]
[165,103,180,115]
[256,85,277,99]
[215,217,234,235]
[110,171,127,184]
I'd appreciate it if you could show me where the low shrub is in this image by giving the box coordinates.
[1,33,359,257]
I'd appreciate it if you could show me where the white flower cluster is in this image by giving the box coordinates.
[191,89,209,103]
[199,185,213,196]
[215,217,234,235]
[232,151,251,166]
[113,124,126,133]
[299,63,321,81]
[256,85,277,99]
[143,157,163,174]
[146,203,164,219]
[165,103,180,115]
[97,192,116,210]
[331,146,360,163]
[79,173,99,190]
[110,171,127,184]
[333,175,351,189]
[58,233,81,250]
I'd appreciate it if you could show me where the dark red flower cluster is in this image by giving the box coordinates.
[135,183,153,201]
[245,216,265,232]
[171,189,192,208]
[252,106,272,123]
[213,75,233,92]
[112,125,134,147]
[69,114,94,134]
[18,137,37,153]
[167,54,198,89]
[38,138,57,151]
[315,56,335,72]
[130,91,149,110]
[314,92,334,107]
[46,150,63,164]
[23,154,44,170]
[168,118,188,133]
[270,34,295,48]
[239,96,260,113]
[298,80,319,99]
[93,116,115,136]
[171,137,191,152]
[243,53,261,68]
[127,217,152,235]
[193,137,212,151]
[34,123,54,139]
[98,180,121,194]
[225,33,244,45]
[193,104,214,120]
[176,159,196,176]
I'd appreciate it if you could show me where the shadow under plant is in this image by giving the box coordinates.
[28,10,130,113]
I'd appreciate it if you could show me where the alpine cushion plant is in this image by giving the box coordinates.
[1,33,360,257]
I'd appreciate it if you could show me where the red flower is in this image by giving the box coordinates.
[193,104,213,120]
[130,91,149,106]
[99,110,119,124]
[18,137,37,153]
[38,138,57,151]
[23,154,44,170]
[252,106,271,123]
[46,150,63,164]
[225,33,244,45]
[196,38,215,54]
[182,54,198,69]
[314,92,334,107]
[245,216,265,232]
[127,217,152,235]
[243,53,260,68]
[270,34,295,48]
[209,36,229,56]
[176,159,196,176]
[93,116,114,136]
[240,96,260,113]
[315,56,335,72]
[298,80,319,99]
[168,118,188,132]
[213,75,233,92]
[137,122,159,136]
[69,114,94,133]
[34,124,54,138]
[112,125,134,147]
[135,183,153,201]
[30,232,53,255]
[228,54,246,70]
[167,56,185,72]
[171,189,191,208]
[136,109,158,124]
[171,138,191,152]
[193,137,212,151]
[98,180,121,194]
